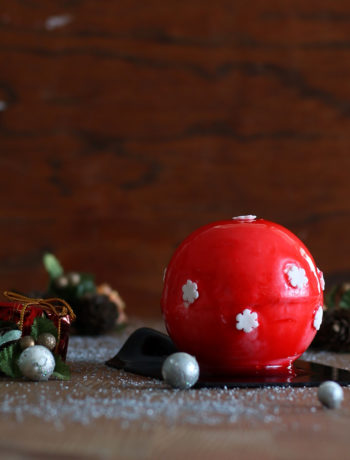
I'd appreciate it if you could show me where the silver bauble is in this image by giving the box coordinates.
[162,352,199,389]
[37,332,56,351]
[19,335,35,350]
[18,345,55,381]
[318,381,344,409]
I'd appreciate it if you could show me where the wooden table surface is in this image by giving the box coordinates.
[0,320,349,460]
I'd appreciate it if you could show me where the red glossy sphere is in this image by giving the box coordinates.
[161,217,324,375]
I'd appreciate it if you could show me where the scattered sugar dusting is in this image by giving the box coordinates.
[0,325,348,430]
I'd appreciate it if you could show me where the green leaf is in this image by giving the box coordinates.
[43,253,64,279]
[325,285,338,309]
[0,343,22,378]
[325,284,341,310]
[31,316,58,341]
[0,330,21,348]
[52,354,71,380]
[339,290,350,309]
[75,273,95,298]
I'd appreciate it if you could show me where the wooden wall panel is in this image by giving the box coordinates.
[1,1,350,317]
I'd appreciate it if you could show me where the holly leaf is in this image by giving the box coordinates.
[52,355,71,380]
[0,330,21,348]
[75,273,95,298]
[325,285,338,309]
[0,343,22,378]
[31,316,58,341]
[339,290,350,310]
[43,253,64,279]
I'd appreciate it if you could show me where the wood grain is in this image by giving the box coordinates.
[1,1,350,316]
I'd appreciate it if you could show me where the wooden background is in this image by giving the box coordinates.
[1,0,350,317]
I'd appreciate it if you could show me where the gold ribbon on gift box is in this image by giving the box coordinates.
[3,291,76,353]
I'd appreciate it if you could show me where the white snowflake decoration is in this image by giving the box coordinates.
[232,215,256,221]
[182,280,199,305]
[284,264,308,289]
[317,268,325,291]
[313,306,323,331]
[236,309,259,333]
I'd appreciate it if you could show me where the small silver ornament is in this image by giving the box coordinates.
[18,345,55,381]
[37,332,56,351]
[162,352,199,389]
[318,381,344,409]
[19,335,35,350]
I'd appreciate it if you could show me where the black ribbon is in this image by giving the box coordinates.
[106,327,178,379]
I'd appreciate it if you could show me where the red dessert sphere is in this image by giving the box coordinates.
[161,216,324,375]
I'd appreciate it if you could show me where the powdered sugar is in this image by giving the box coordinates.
[0,325,347,431]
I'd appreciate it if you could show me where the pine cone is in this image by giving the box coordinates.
[311,308,350,352]
[97,283,127,325]
[73,293,118,335]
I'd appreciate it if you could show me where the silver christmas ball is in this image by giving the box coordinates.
[18,345,55,381]
[37,332,56,351]
[162,352,199,389]
[19,335,35,350]
[318,381,344,409]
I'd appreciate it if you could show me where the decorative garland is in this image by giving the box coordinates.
[0,315,70,380]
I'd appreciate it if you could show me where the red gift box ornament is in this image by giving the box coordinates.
[2,291,76,360]
[161,217,325,376]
